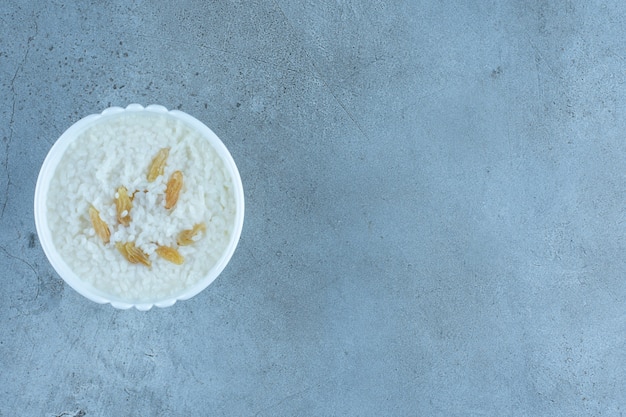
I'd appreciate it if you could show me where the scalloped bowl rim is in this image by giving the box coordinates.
[34,104,244,310]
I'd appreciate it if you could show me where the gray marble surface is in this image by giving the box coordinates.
[2,1,626,416]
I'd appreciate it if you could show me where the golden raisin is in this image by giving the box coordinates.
[155,245,185,265]
[177,223,206,246]
[115,242,151,267]
[88,205,110,244]
[164,170,183,209]
[147,148,170,182]
[115,186,132,226]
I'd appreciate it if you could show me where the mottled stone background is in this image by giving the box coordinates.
[2,1,626,415]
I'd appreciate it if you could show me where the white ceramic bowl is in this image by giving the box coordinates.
[34,104,244,310]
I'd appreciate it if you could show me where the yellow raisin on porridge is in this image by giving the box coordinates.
[88,205,110,244]
[177,223,206,246]
[115,186,132,226]
[165,170,183,209]
[115,242,151,267]
[147,147,170,182]
[155,245,185,265]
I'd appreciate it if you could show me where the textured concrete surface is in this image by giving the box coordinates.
[2,0,626,415]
